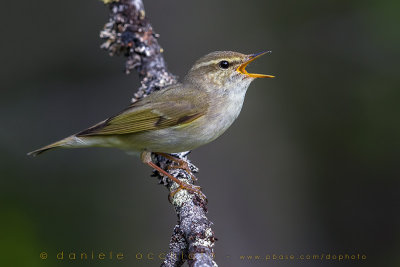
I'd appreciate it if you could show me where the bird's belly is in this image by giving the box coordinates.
[127,105,242,153]
[125,119,223,153]
[103,93,245,153]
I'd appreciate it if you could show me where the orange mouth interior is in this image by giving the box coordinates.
[236,51,275,78]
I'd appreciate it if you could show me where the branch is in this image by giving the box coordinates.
[99,1,217,266]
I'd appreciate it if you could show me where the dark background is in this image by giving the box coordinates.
[1,0,399,266]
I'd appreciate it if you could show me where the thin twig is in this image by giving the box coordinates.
[99,1,217,266]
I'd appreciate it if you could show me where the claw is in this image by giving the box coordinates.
[169,183,206,202]
[141,151,206,203]
[159,153,198,181]
[167,164,198,181]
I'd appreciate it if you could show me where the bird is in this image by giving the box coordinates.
[28,51,274,198]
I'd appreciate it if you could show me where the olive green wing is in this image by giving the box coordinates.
[76,99,205,136]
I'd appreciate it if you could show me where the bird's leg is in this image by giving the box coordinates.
[141,151,205,201]
[156,152,198,181]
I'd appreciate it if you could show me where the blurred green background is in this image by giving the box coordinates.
[1,0,399,266]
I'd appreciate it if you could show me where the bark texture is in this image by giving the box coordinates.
[100,1,217,266]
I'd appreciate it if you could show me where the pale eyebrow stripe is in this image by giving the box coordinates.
[191,57,243,70]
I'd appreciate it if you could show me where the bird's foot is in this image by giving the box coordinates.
[141,151,206,202]
[169,183,206,202]
[158,153,198,181]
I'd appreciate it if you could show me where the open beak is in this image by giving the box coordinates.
[236,51,275,78]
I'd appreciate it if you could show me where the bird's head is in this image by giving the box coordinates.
[184,51,274,92]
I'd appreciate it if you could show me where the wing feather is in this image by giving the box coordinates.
[76,87,206,136]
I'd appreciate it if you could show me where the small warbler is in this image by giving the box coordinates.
[28,51,274,197]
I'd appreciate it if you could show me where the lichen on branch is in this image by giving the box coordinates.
[100,0,177,101]
[100,1,218,266]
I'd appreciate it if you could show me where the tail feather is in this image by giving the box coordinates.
[27,137,73,157]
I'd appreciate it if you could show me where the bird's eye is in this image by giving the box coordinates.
[219,60,230,69]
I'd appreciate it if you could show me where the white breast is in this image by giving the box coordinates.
[194,80,251,146]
